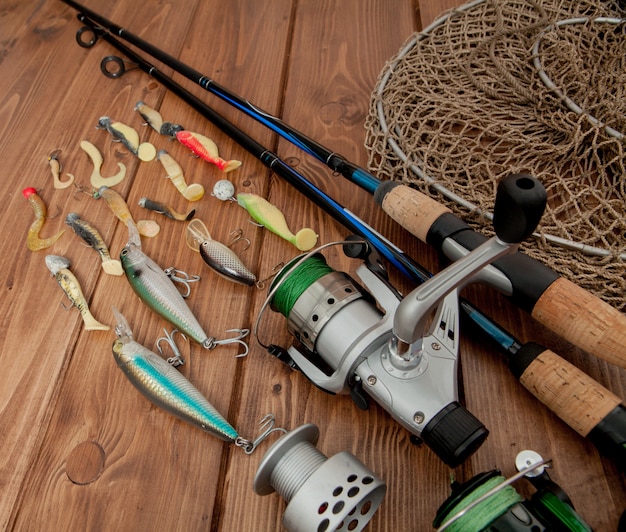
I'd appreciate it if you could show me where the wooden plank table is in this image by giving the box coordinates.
[1,0,624,530]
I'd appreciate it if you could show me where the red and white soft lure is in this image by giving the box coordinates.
[175,130,242,173]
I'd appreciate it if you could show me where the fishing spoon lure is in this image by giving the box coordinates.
[48,151,75,189]
[236,193,318,251]
[156,149,205,201]
[112,308,281,451]
[23,187,65,251]
[97,116,157,162]
[139,197,195,221]
[46,255,109,331]
[65,212,123,276]
[80,140,126,188]
[185,218,257,286]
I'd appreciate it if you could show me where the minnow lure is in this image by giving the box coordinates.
[156,149,205,201]
[97,116,157,162]
[119,227,249,355]
[176,130,242,173]
[46,255,109,331]
[236,193,318,251]
[135,100,184,137]
[65,212,123,276]
[22,187,65,251]
[111,307,239,442]
[48,151,74,189]
[185,219,256,286]
[80,140,126,189]
[138,197,195,221]
[94,186,160,239]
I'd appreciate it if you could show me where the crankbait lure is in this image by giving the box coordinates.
[22,187,65,251]
[156,149,205,201]
[79,140,126,189]
[65,212,123,276]
[236,193,318,251]
[176,130,242,173]
[138,197,195,221]
[48,151,74,189]
[112,308,280,451]
[46,255,109,331]
[111,307,239,442]
[94,186,160,239]
[185,219,256,286]
[97,116,157,162]
[120,226,249,355]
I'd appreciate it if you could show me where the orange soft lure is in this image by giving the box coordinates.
[175,130,242,173]
[22,187,65,251]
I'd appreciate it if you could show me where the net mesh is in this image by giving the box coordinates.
[365,0,625,310]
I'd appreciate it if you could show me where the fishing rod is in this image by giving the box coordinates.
[64,8,626,469]
[60,0,626,372]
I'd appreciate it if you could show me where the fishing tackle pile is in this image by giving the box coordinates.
[23,187,65,251]
[46,254,109,331]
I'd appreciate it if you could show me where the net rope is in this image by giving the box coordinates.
[365,0,625,310]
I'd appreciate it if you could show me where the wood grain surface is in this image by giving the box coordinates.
[1,0,625,530]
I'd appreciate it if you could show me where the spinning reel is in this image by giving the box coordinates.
[260,174,547,467]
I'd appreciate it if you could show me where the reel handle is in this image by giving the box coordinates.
[374,178,626,369]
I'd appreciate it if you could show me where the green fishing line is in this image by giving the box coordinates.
[271,256,334,316]
[440,476,523,532]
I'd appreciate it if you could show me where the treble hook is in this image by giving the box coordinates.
[164,267,201,298]
[226,228,251,251]
[235,414,287,455]
[205,328,250,358]
[155,328,187,367]
[255,261,285,290]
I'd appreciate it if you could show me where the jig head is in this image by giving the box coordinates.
[22,187,65,251]
[46,255,109,331]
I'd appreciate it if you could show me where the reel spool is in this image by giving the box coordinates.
[433,451,591,532]
[253,423,386,532]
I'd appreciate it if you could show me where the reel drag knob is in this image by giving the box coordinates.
[253,424,386,532]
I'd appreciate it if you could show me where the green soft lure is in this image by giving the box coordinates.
[236,193,318,251]
[111,307,239,442]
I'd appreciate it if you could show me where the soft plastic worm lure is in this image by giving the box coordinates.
[80,140,126,188]
[186,219,256,286]
[48,151,74,189]
[156,149,205,201]
[46,255,110,331]
[236,193,318,251]
[138,197,195,221]
[22,187,65,251]
[65,212,123,276]
[94,186,160,239]
[135,100,184,137]
[176,130,242,173]
[111,307,239,442]
[97,116,157,162]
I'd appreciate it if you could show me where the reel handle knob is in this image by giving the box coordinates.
[493,174,546,244]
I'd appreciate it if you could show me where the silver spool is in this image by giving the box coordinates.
[254,424,386,532]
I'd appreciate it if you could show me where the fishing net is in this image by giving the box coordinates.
[365,0,626,310]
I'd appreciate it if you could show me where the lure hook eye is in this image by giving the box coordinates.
[76,25,98,48]
[235,414,287,455]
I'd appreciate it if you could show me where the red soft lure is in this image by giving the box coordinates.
[175,130,242,173]
[23,187,65,251]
